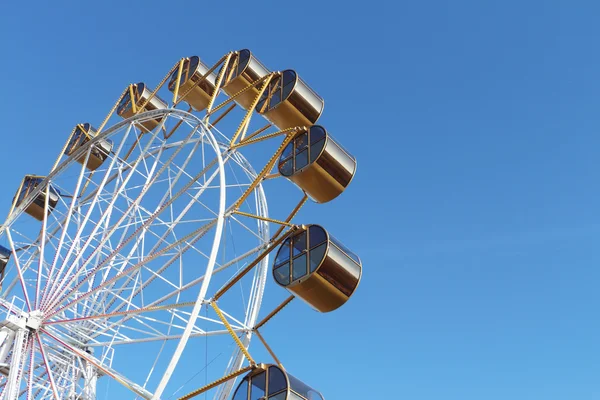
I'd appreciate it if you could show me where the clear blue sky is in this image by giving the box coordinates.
[1,1,600,399]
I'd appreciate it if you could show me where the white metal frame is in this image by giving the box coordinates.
[0,109,271,399]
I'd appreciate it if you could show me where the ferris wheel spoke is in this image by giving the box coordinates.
[45,126,166,310]
[6,229,33,312]
[26,333,35,400]
[1,225,54,298]
[80,183,158,320]
[86,328,242,348]
[45,124,211,313]
[41,156,88,306]
[34,333,61,400]
[47,217,218,319]
[72,159,226,322]
[39,124,139,310]
[93,241,267,337]
[0,108,276,398]
[42,329,154,399]
[227,214,269,243]
[90,222,218,331]
[47,300,197,326]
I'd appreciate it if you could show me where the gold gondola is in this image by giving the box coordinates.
[278,125,356,203]
[256,70,324,130]
[231,363,325,400]
[168,56,217,111]
[273,224,361,313]
[64,123,113,171]
[13,175,61,221]
[220,49,271,110]
[116,82,167,133]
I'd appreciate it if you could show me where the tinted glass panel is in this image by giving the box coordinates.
[292,254,307,281]
[282,82,294,101]
[65,128,85,155]
[282,77,295,101]
[269,393,286,400]
[309,126,325,143]
[309,243,327,273]
[268,366,287,394]
[295,150,308,171]
[309,139,325,163]
[292,231,307,255]
[279,158,293,176]
[291,232,305,257]
[168,68,179,90]
[238,50,250,76]
[250,372,266,400]
[269,87,282,109]
[256,91,268,113]
[308,226,327,248]
[295,133,308,154]
[221,59,234,84]
[274,263,290,285]
[281,143,293,160]
[189,56,199,73]
[117,91,132,114]
[233,378,249,400]
[274,241,290,265]
[282,70,296,87]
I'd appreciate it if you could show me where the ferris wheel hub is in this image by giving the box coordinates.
[24,310,43,331]
[1,309,43,334]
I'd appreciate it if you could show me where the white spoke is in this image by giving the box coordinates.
[0,109,272,399]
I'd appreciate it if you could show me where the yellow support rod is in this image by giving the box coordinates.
[207,73,274,116]
[231,129,299,210]
[234,126,299,149]
[171,58,185,106]
[50,129,74,173]
[174,53,229,107]
[228,73,276,147]
[6,177,25,219]
[177,365,254,400]
[222,55,238,88]
[55,124,91,182]
[123,132,143,162]
[135,62,179,115]
[96,85,130,136]
[212,227,297,301]
[128,84,137,114]
[253,295,294,331]
[209,103,236,127]
[232,210,293,227]
[211,301,255,365]
[164,106,193,139]
[256,74,281,115]
[272,194,308,240]
[254,330,284,371]
[263,173,280,181]
[78,171,95,198]
[241,123,272,143]
[205,53,233,118]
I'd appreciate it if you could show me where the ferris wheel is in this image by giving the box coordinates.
[0,49,362,400]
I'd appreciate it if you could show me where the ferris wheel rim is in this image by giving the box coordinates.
[0,108,213,236]
[0,109,273,399]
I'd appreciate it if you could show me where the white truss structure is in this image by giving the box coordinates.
[0,109,270,399]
